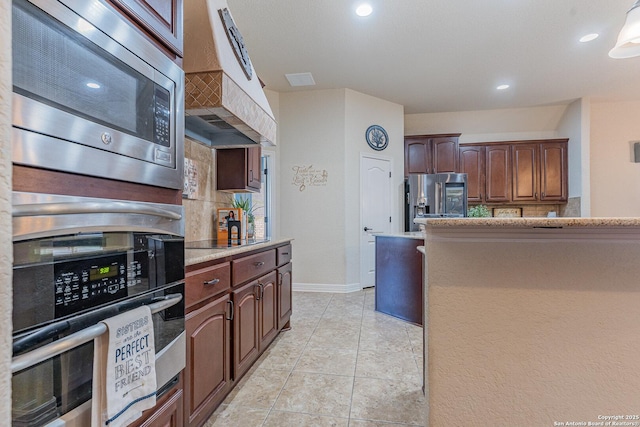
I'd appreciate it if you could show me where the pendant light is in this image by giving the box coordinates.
[609,0,640,58]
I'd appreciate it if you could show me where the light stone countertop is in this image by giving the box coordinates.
[414,217,640,228]
[185,237,293,266]
[374,231,425,239]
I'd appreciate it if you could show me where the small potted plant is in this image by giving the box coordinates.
[230,195,257,238]
[467,204,491,218]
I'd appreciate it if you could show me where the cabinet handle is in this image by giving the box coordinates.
[278,272,283,286]
[255,283,264,300]
[226,300,234,321]
[535,192,538,199]
[281,252,289,256]
[260,283,264,300]
[254,261,265,267]
[203,278,220,286]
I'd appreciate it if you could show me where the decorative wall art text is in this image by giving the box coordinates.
[291,165,328,191]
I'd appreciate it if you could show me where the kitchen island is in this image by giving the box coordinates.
[415,217,640,426]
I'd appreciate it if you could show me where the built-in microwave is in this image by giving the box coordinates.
[11,0,185,190]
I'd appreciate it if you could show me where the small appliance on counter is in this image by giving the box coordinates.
[405,173,468,231]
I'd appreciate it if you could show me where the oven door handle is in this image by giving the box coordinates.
[11,293,183,374]
[13,201,182,220]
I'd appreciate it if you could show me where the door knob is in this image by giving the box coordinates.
[364,227,373,231]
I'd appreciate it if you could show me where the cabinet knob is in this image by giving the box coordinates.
[254,261,265,267]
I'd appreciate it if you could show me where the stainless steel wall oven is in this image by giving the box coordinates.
[11,192,186,426]
[11,0,185,190]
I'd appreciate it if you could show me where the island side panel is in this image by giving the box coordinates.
[425,228,640,426]
[375,235,424,326]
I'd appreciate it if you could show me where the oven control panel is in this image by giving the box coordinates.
[54,253,138,318]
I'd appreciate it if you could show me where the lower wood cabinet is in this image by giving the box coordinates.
[277,262,292,330]
[257,271,278,351]
[184,243,292,426]
[136,387,184,427]
[232,280,260,380]
[130,380,184,427]
[185,294,232,427]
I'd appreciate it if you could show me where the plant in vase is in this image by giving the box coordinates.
[467,204,491,218]
[230,195,257,239]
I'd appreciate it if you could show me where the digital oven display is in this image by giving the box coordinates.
[89,265,119,281]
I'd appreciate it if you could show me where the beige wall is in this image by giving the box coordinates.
[425,226,640,426]
[405,105,566,143]
[1,0,12,421]
[277,88,404,290]
[590,100,640,217]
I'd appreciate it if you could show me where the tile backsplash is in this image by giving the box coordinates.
[182,137,235,242]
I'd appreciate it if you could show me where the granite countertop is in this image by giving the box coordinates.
[374,231,425,239]
[185,237,293,266]
[414,217,640,228]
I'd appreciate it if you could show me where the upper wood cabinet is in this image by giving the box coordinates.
[107,0,183,58]
[539,141,568,202]
[217,147,262,192]
[459,139,567,205]
[459,144,511,204]
[512,140,568,203]
[485,145,511,203]
[404,134,460,176]
[459,145,485,203]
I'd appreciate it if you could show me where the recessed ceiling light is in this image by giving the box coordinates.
[579,33,599,43]
[86,82,101,89]
[355,4,373,17]
[285,72,316,87]
[496,84,510,90]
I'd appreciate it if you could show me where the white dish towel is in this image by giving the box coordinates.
[92,305,157,427]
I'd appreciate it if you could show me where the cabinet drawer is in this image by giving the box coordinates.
[232,250,276,286]
[186,262,231,307]
[277,245,292,266]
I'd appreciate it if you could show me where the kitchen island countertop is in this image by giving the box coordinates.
[185,237,292,266]
[414,216,640,228]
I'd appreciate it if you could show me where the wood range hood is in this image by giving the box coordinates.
[183,0,276,148]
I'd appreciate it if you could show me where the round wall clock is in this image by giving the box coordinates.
[365,125,389,151]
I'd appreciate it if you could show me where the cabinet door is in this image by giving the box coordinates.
[512,144,539,202]
[258,271,278,350]
[185,294,232,427]
[108,0,183,56]
[247,146,262,191]
[485,145,511,203]
[539,142,567,201]
[232,281,260,379]
[459,146,485,203]
[405,137,431,175]
[432,137,459,173]
[136,387,183,427]
[278,263,292,330]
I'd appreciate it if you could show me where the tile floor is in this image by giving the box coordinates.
[204,289,426,427]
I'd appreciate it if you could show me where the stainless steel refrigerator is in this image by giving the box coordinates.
[405,173,468,231]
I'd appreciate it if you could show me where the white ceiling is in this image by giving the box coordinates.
[225,0,640,114]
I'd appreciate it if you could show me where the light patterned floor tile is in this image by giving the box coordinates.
[264,410,349,427]
[274,372,354,418]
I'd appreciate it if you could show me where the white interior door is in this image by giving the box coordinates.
[360,155,392,288]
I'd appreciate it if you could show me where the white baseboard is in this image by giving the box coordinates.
[292,282,363,293]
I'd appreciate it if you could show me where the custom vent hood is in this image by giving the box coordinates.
[183,0,276,147]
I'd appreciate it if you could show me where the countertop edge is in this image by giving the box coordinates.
[414,217,640,228]
[185,237,293,266]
